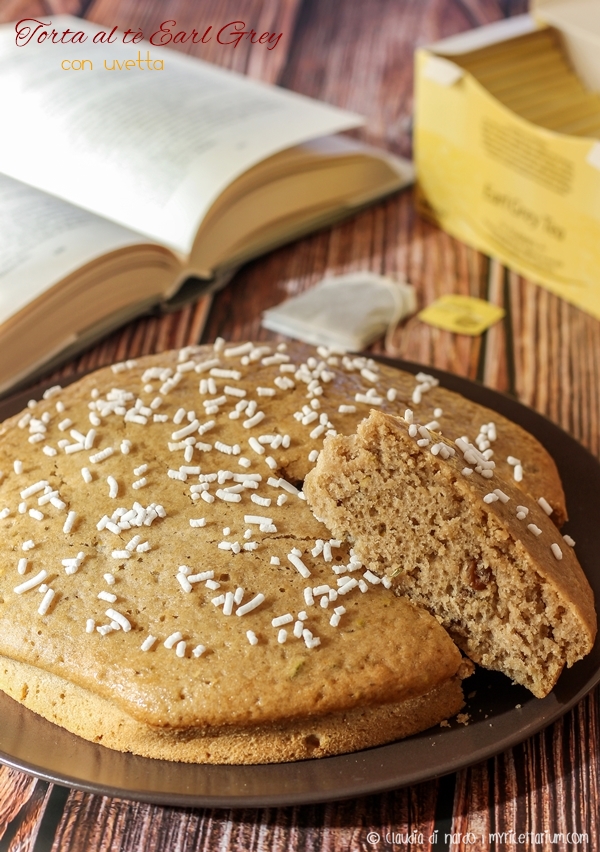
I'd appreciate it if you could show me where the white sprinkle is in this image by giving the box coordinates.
[195,357,221,373]
[192,644,207,658]
[360,367,379,383]
[20,481,48,500]
[246,630,258,646]
[98,591,117,603]
[107,476,119,499]
[120,440,131,454]
[338,578,358,595]
[514,464,523,482]
[481,470,494,479]
[493,489,510,503]
[13,460,23,474]
[277,628,288,644]
[302,629,321,649]
[28,508,44,521]
[551,543,563,560]
[90,447,114,464]
[363,570,381,585]
[210,368,241,380]
[141,635,157,652]
[38,588,55,615]
[81,467,93,484]
[287,553,310,578]
[168,469,187,482]
[272,613,293,627]
[104,573,115,586]
[245,515,272,526]
[236,593,265,616]
[175,640,187,658]
[185,571,213,585]
[14,570,47,594]
[111,550,131,560]
[17,558,28,575]
[243,411,266,429]
[177,573,193,593]
[201,491,215,504]
[171,420,200,441]
[189,518,206,528]
[563,534,576,547]
[86,619,96,634]
[538,497,553,516]
[62,511,77,534]
[303,587,315,607]
[132,477,147,490]
[223,592,234,615]
[22,540,35,551]
[528,524,542,536]
[164,631,183,649]
[216,489,241,503]
[249,493,270,508]
[248,437,265,455]
[507,456,521,466]
[84,429,96,450]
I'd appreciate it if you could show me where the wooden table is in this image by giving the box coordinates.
[1,0,599,849]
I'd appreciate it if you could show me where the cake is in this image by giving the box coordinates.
[0,340,587,761]
[304,410,597,698]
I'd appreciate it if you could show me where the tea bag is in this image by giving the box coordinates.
[261,272,416,350]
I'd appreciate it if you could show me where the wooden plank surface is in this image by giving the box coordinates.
[1,0,599,850]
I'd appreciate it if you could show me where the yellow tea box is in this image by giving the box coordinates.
[414,2,600,319]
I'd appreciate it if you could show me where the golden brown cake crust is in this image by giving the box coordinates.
[0,655,465,763]
[304,410,596,698]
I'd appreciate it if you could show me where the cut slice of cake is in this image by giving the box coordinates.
[304,410,597,698]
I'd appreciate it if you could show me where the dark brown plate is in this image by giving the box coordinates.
[0,359,598,808]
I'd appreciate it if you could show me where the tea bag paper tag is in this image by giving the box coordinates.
[261,272,416,350]
[418,294,505,336]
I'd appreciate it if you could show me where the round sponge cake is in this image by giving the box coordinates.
[0,341,473,763]
[0,341,577,761]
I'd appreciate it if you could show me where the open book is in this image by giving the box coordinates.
[0,16,413,394]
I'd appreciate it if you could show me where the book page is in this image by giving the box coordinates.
[0,16,362,255]
[0,174,156,320]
